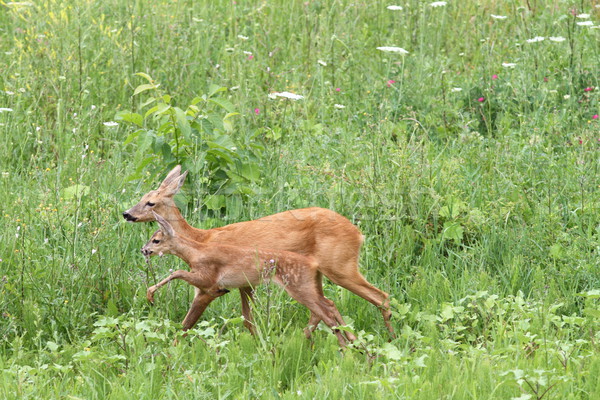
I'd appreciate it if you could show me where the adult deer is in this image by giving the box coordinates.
[141,212,353,347]
[123,165,393,337]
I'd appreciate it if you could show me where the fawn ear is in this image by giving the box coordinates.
[159,165,182,189]
[152,212,175,238]
[162,170,188,197]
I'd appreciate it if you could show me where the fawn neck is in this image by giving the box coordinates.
[166,235,209,267]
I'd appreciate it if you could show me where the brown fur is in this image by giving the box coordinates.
[142,213,352,347]
[123,165,393,337]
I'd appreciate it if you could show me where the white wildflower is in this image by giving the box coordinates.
[491,14,507,20]
[334,104,345,109]
[268,92,304,100]
[5,91,14,95]
[1,172,8,178]
[502,62,517,68]
[526,36,545,43]
[0,108,13,112]
[103,121,119,127]
[387,5,403,10]
[91,249,97,255]
[549,36,566,42]
[577,21,594,26]
[317,59,327,66]
[376,46,409,54]
[237,35,249,40]
[451,87,462,92]
[563,95,570,100]
[430,1,447,7]
[576,13,590,19]
[243,51,253,55]
[91,105,97,110]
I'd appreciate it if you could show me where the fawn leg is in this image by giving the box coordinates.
[239,287,256,335]
[305,272,357,342]
[147,270,214,303]
[282,283,348,348]
[181,287,229,330]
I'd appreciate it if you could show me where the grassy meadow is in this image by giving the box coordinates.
[1,0,600,398]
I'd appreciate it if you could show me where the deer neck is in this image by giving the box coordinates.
[169,236,208,268]
[161,204,209,242]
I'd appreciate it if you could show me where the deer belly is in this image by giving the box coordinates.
[217,271,262,288]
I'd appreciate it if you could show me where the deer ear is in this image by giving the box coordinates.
[152,212,175,237]
[162,170,187,196]
[159,165,182,189]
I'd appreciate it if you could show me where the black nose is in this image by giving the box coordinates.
[123,212,137,222]
[141,248,151,256]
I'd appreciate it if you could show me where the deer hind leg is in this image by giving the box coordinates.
[327,269,395,338]
[305,272,357,342]
[282,283,348,347]
[239,286,256,335]
[181,287,229,331]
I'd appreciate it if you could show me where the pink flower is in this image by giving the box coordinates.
[584,87,594,92]
[478,97,485,102]
[593,114,599,119]
[386,80,396,87]
[543,77,549,82]
[254,108,260,115]
[247,54,254,60]
[579,138,583,145]
[492,74,498,80]
[335,88,341,92]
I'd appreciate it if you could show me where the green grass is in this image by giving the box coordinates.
[1,0,600,398]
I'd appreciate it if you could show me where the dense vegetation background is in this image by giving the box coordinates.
[0,0,599,398]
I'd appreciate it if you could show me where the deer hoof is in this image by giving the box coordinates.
[147,287,156,304]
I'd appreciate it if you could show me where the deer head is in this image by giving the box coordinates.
[123,165,188,223]
[141,212,177,257]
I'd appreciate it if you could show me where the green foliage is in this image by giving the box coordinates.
[1,0,600,398]
[118,73,264,209]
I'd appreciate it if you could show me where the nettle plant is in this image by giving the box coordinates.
[117,73,263,209]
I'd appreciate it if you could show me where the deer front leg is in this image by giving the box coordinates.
[239,286,256,335]
[146,269,214,304]
[181,287,230,330]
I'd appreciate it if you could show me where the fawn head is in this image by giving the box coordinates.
[141,212,177,257]
[123,165,188,222]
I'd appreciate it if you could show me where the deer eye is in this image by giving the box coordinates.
[146,202,156,207]
[152,239,160,244]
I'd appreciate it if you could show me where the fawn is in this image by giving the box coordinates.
[124,165,393,338]
[141,212,353,347]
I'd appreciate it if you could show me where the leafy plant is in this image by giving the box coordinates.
[117,73,264,209]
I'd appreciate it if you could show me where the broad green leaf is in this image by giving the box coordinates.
[144,105,159,119]
[115,111,143,127]
[209,97,235,113]
[208,84,227,98]
[174,107,191,141]
[133,83,156,96]
[442,222,464,243]
[578,289,600,299]
[204,195,226,210]
[380,343,403,360]
[135,72,154,83]
[239,162,260,182]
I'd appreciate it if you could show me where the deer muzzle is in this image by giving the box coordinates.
[122,211,138,222]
